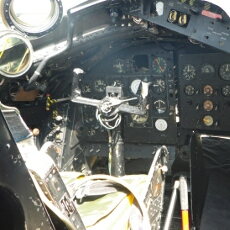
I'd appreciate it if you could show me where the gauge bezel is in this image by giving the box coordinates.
[203,85,213,96]
[153,99,167,114]
[152,57,167,74]
[200,63,215,74]
[182,64,196,80]
[221,85,230,97]
[184,85,195,96]
[130,79,141,95]
[1,0,63,37]
[152,78,166,94]
[93,79,106,93]
[219,64,230,80]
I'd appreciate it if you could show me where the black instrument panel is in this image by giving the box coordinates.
[79,44,178,144]
[128,0,230,54]
[178,52,230,131]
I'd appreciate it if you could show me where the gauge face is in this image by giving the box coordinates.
[182,64,196,80]
[219,64,230,80]
[131,112,149,124]
[84,109,95,123]
[203,100,213,111]
[203,115,213,126]
[112,79,122,87]
[153,99,167,114]
[81,84,91,93]
[130,79,141,95]
[94,79,106,93]
[113,59,125,73]
[152,79,166,94]
[201,64,215,74]
[203,85,213,96]
[184,85,195,96]
[222,85,230,97]
[155,119,167,131]
[152,57,167,73]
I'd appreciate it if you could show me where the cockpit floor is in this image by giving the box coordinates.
[200,173,230,230]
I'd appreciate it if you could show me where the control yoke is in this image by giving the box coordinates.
[71,69,150,116]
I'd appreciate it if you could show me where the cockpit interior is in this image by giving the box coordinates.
[0,0,230,229]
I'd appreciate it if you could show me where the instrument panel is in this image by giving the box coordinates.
[178,52,230,131]
[79,44,177,144]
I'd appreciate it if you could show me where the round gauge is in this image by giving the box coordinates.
[222,85,230,97]
[155,119,168,131]
[153,100,167,114]
[130,79,141,95]
[152,79,166,94]
[203,100,213,111]
[203,115,213,126]
[182,64,196,80]
[84,109,95,123]
[112,79,122,87]
[81,84,91,93]
[201,64,215,74]
[184,85,195,96]
[113,59,125,73]
[94,79,106,93]
[203,85,213,96]
[219,64,230,80]
[152,57,167,73]
[131,112,149,124]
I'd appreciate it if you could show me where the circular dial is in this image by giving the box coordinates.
[152,57,167,73]
[94,79,106,93]
[219,64,230,80]
[203,100,213,111]
[131,112,149,124]
[81,84,91,93]
[130,79,141,95]
[203,115,213,126]
[152,79,166,94]
[203,85,213,96]
[153,99,167,114]
[182,64,196,80]
[222,85,230,97]
[201,64,215,74]
[184,85,195,96]
[113,59,125,73]
[155,119,168,131]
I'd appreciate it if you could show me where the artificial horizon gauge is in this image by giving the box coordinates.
[94,79,106,93]
[203,100,213,111]
[203,85,213,96]
[113,59,125,73]
[153,99,167,114]
[182,64,196,80]
[222,85,230,97]
[184,85,195,96]
[131,111,149,124]
[155,119,168,131]
[152,57,167,73]
[152,79,166,94]
[130,79,141,95]
[201,64,215,74]
[219,64,230,80]
[203,115,213,126]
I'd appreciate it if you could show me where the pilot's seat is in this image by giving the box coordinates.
[1,103,168,230]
